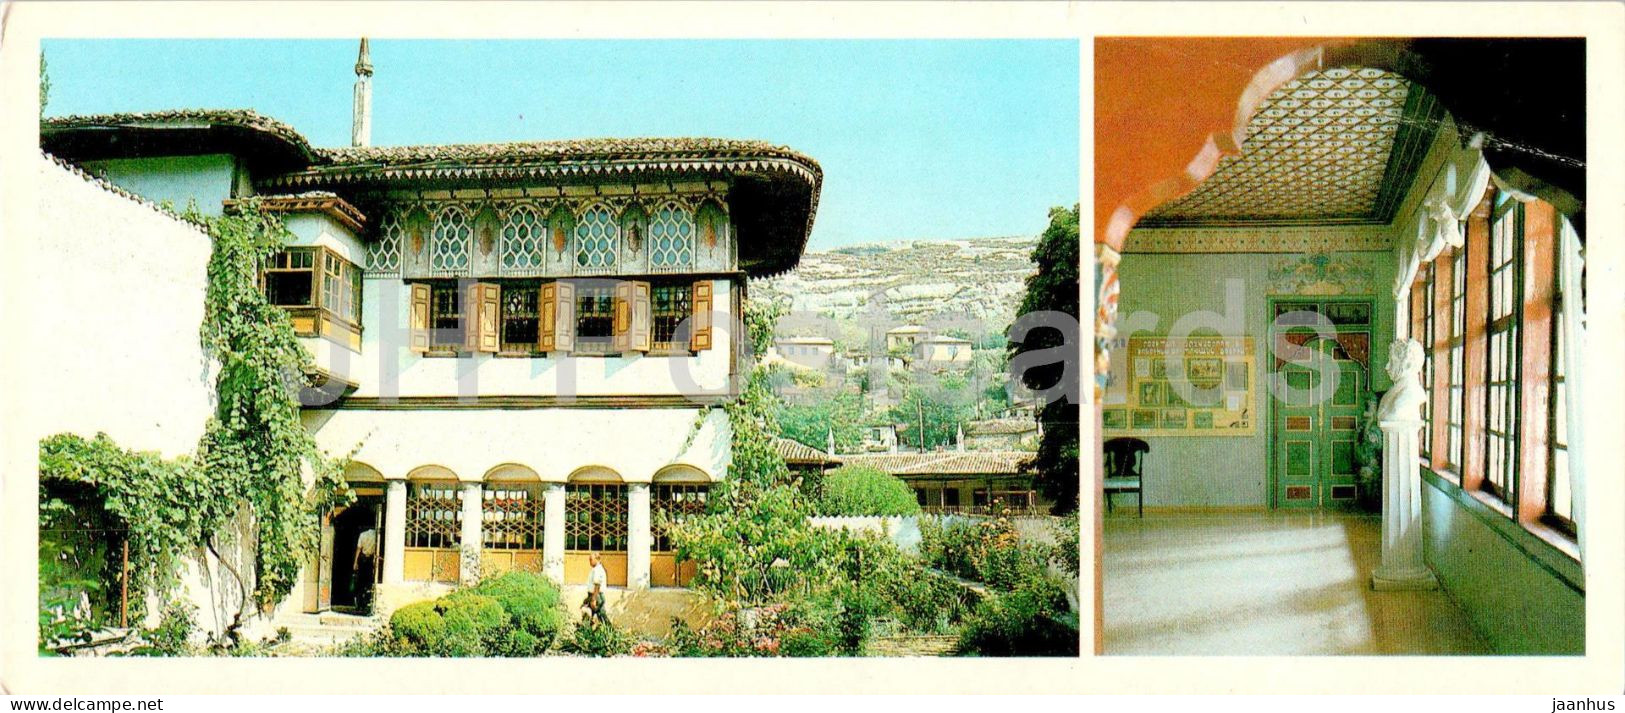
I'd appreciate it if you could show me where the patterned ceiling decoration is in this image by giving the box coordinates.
[1138,66,1442,227]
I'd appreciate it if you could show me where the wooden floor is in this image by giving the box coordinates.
[1103,510,1491,655]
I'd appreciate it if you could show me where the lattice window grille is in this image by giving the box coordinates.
[368,208,405,276]
[573,204,619,272]
[649,203,696,270]
[500,205,547,275]
[565,483,627,552]
[430,207,473,275]
[405,483,462,549]
[482,484,544,550]
[652,484,708,552]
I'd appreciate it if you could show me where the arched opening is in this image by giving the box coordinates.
[564,467,628,586]
[313,461,387,614]
[650,465,711,587]
[1095,38,1586,656]
[403,466,461,584]
[480,464,545,577]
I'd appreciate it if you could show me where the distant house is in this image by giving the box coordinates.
[964,417,1039,451]
[884,325,930,352]
[772,336,836,371]
[914,334,973,367]
[862,424,899,452]
[839,451,1041,514]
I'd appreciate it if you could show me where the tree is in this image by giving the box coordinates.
[889,371,977,452]
[776,391,865,454]
[1010,205,1080,513]
[39,53,51,116]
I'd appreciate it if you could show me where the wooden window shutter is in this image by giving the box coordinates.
[539,282,558,352]
[554,281,576,353]
[691,279,714,351]
[613,281,633,353]
[472,283,500,353]
[630,281,652,352]
[409,283,431,354]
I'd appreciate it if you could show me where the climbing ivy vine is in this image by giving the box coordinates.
[37,200,350,646]
[191,200,351,611]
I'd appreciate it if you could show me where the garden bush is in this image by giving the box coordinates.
[919,516,1048,589]
[955,571,1078,657]
[439,592,506,656]
[389,601,447,655]
[815,465,921,517]
[559,619,635,657]
[471,570,565,649]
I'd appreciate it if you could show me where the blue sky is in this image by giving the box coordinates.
[43,39,1078,250]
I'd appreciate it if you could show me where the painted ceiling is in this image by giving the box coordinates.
[1138,66,1441,228]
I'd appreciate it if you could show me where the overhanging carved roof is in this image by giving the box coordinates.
[1138,67,1442,228]
[41,109,320,172]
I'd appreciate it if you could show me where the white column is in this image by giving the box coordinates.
[542,483,566,585]
[627,483,652,590]
[1371,339,1439,591]
[459,481,483,586]
[382,479,407,585]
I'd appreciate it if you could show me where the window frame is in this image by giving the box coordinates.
[426,280,466,356]
[261,245,364,344]
[649,280,695,354]
[496,279,544,357]
[1481,197,1524,505]
[1543,215,1576,536]
[1444,242,1468,476]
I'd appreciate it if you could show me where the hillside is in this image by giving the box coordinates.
[754,235,1039,341]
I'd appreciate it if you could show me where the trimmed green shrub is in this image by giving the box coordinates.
[440,592,506,656]
[815,465,921,517]
[389,601,446,654]
[472,570,564,647]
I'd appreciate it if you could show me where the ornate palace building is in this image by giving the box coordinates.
[40,40,820,617]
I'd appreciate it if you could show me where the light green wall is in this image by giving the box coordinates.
[78,153,241,216]
[1421,471,1585,654]
[1115,249,1396,507]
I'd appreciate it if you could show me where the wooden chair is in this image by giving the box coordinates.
[1103,437,1149,517]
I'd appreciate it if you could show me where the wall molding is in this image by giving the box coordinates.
[1124,225,1394,254]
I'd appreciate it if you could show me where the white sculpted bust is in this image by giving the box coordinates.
[1377,338,1428,423]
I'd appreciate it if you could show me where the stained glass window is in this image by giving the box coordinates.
[482,484,543,551]
[431,207,473,274]
[574,204,619,270]
[369,208,404,276]
[500,281,540,353]
[501,205,547,273]
[649,203,695,269]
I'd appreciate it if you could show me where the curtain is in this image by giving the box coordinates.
[1559,217,1587,564]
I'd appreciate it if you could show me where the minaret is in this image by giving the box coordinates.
[351,38,373,148]
[955,423,965,452]
[826,428,836,456]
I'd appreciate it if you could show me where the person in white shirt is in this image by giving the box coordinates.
[352,525,378,612]
[583,552,610,624]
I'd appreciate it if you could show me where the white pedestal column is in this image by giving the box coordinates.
[382,479,407,585]
[627,483,652,590]
[542,483,566,585]
[1371,338,1439,591]
[459,481,484,586]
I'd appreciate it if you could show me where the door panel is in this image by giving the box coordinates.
[1271,304,1371,509]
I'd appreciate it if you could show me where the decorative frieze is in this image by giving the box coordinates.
[1123,225,1393,254]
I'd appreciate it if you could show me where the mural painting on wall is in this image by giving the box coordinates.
[1103,336,1256,437]
[1267,252,1381,296]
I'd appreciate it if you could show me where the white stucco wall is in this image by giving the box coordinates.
[304,406,731,483]
[30,155,216,456]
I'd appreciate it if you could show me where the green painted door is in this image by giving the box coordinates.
[1272,336,1367,508]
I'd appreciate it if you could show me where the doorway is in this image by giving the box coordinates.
[1268,299,1373,509]
[330,495,383,612]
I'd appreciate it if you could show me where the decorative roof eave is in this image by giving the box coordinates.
[224,192,368,234]
[265,153,822,278]
[41,109,320,170]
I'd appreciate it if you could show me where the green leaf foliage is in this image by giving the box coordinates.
[815,465,922,517]
[1010,205,1081,512]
